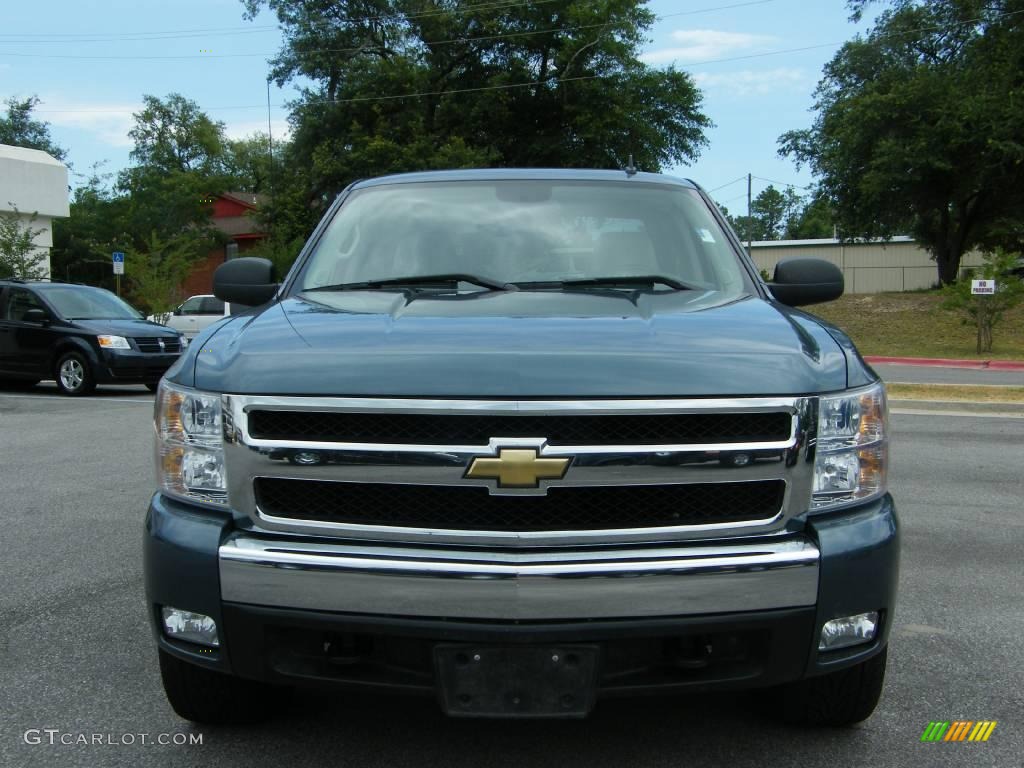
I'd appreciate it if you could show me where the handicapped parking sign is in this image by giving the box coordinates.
[112,251,125,275]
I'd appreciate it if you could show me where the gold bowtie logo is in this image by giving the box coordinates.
[465,448,570,488]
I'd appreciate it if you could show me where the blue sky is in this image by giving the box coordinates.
[0,0,876,211]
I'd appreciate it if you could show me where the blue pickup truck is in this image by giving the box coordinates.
[145,169,898,726]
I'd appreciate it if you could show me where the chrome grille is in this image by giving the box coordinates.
[223,395,816,545]
[134,337,181,354]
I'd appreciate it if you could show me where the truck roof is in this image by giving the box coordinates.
[350,168,699,190]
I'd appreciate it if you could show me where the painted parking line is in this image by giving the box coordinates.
[0,392,153,405]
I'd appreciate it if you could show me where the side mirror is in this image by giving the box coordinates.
[767,258,844,307]
[172,307,183,316]
[213,257,279,307]
[22,308,49,324]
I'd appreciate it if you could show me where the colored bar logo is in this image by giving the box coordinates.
[921,721,997,742]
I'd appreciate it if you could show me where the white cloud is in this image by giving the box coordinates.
[641,29,775,65]
[693,67,808,96]
[35,97,139,148]
[223,118,291,142]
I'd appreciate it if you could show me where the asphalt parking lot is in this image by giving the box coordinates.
[1,384,1021,768]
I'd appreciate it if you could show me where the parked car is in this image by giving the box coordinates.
[146,169,897,727]
[151,295,230,340]
[0,279,184,395]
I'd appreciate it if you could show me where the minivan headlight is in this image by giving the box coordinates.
[154,381,227,506]
[812,383,888,511]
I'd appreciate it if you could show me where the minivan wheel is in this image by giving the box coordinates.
[767,647,888,726]
[158,649,284,724]
[55,351,96,395]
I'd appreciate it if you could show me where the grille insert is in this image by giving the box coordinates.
[254,478,786,531]
[134,337,182,354]
[247,410,792,446]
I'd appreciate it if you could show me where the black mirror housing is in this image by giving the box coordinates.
[767,258,844,307]
[22,308,49,324]
[213,257,279,307]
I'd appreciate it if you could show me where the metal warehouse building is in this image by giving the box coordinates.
[749,237,985,294]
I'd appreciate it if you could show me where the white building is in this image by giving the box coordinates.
[0,144,71,278]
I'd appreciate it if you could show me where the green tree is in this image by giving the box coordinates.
[117,94,232,244]
[225,132,277,194]
[0,207,47,279]
[51,165,127,287]
[784,192,835,240]
[779,0,1024,284]
[751,185,803,241]
[243,0,711,242]
[125,231,208,316]
[0,96,68,162]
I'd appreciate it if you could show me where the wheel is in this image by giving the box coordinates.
[145,382,160,393]
[158,649,284,724]
[55,351,96,395]
[768,647,887,726]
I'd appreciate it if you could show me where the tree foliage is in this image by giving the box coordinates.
[0,207,48,279]
[243,0,711,242]
[116,94,232,244]
[941,249,1024,352]
[0,96,68,162]
[720,186,832,242]
[780,0,1024,284]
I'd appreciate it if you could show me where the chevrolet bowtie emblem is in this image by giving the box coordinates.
[465,448,570,488]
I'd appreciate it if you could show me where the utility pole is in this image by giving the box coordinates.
[746,173,753,253]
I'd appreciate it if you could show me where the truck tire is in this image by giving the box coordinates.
[158,650,284,724]
[770,647,887,726]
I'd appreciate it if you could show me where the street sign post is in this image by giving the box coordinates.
[112,252,125,296]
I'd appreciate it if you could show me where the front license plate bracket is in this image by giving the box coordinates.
[434,644,599,718]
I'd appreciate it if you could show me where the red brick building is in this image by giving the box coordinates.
[182,192,269,296]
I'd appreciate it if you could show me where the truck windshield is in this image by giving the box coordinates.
[299,180,748,297]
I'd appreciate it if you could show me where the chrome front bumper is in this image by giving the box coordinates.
[219,534,820,620]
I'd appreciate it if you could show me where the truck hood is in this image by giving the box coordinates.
[189,289,849,397]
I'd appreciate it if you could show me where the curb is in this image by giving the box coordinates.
[889,398,1024,414]
[865,355,1024,371]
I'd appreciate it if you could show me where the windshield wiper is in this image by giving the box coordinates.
[306,274,516,293]
[514,275,696,291]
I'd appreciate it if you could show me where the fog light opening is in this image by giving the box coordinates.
[161,606,220,648]
[819,611,879,651]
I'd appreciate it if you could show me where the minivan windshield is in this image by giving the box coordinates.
[41,285,143,320]
[299,181,748,298]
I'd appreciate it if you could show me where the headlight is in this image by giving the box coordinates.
[97,334,130,349]
[154,381,227,506]
[812,382,888,511]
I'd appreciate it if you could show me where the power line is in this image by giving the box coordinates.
[26,6,1024,114]
[706,175,747,193]
[0,0,565,41]
[0,1,780,56]
[752,175,815,190]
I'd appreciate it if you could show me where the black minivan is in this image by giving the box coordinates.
[0,280,184,395]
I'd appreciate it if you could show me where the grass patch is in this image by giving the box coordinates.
[887,383,1024,403]
[807,291,1024,360]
